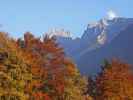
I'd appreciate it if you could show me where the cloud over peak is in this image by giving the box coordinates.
[107,10,118,20]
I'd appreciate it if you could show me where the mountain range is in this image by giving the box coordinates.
[51,17,133,75]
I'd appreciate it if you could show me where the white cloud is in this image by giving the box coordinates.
[107,10,118,20]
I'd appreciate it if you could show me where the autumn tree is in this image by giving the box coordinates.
[17,32,87,100]
[95,59,133,100]
[0,32,32,100]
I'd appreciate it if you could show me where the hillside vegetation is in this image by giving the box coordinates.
[0,32,132,100]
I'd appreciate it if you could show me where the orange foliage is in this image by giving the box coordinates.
[16,32,78,99]
[95,59,133,100]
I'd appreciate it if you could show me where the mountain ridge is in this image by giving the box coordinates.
[55,17,133,74]
[77,24,133,75]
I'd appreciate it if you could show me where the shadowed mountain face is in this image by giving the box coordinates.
[55,18,133,75]
[77,25,133,75]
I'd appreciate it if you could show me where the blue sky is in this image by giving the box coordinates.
[0,0,133,38]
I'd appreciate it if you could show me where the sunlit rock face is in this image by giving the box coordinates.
[97,31,107,45]
[47,28,72,38]
[83,17,133,44]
